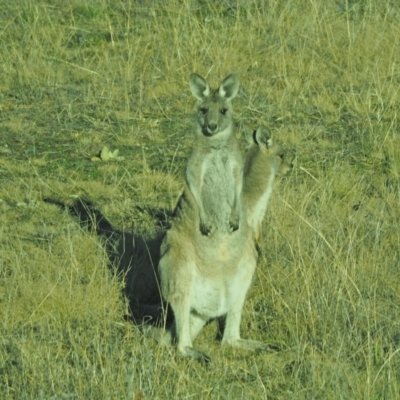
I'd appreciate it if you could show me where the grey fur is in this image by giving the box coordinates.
[186,73,242,235]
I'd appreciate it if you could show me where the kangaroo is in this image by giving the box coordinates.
[158,125,291,363]
[186,73,242,235]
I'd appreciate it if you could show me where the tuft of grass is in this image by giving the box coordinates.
[1,0,400,398]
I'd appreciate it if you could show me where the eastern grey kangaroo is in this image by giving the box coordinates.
[186,73,242,235]
[158,122,291,363]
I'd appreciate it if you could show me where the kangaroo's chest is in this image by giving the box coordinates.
[201,151,237,202]
[202,151,235,183]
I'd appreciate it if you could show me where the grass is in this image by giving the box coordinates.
[1,0,400,398]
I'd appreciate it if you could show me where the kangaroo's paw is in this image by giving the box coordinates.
[199,219,214,236]
[229,214,240,232]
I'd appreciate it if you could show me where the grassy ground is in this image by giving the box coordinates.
[1,0,400,398]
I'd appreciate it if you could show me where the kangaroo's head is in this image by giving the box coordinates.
[189,73,239,137]
[243,125,292,244]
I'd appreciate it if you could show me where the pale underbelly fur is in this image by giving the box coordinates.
[189,253,254,319]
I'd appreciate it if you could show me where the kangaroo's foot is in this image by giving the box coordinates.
[143,326,173,346]
[180,346,211,364]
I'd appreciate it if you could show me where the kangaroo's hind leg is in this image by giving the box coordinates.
[159,246,211,364]
[169,283,211,364]
[221,256,269,353]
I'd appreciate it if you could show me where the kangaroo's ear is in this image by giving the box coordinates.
[189,73,210,100]
[219,74,239,100]
[243,125,256,145]
[254,126,273,149]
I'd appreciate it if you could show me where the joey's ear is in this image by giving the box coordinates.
[218,74,239,100]
[189,73,210,100]
[254,126,273,149]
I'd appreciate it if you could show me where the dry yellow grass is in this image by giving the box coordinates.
[1,0,400,398]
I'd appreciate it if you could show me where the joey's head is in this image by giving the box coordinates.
[244,125,292,178]
[189,73,239,137]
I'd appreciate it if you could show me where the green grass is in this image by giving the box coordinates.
[1,0,400,398]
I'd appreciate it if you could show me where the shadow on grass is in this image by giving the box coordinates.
[44,197,174,328]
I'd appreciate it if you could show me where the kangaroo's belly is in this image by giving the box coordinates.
[190,276,227,317]
[189,248,256,319]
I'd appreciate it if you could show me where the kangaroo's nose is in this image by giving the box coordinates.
[207,123,217,133]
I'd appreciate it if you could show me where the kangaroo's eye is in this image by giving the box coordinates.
[220,108,228,115]
[200,107,208,115]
